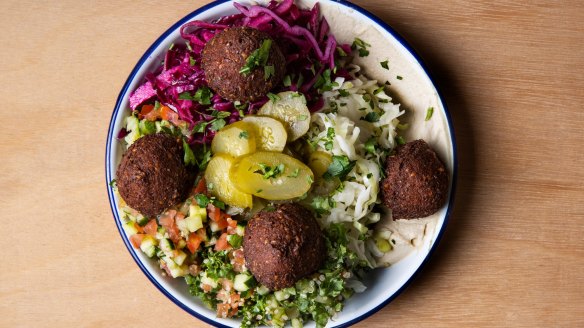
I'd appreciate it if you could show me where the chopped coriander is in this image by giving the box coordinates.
[314,69,338,93]
[311,196,336,215]
[297,114,308,121]
[362,94,372,103]
[194,194,210,207]
[240,39,272,76]
[264,65,275,80]
[323,155,356,181]
[283,75,292,87]
[239,131,249,139]
[385,80,391,85]
[179,87,213,105]
[364,137,377,155]
[306,175,314,184]
[351,37,371,57]
[182,139,196,166]
[336,46,348,57]
[338,89,350,97]
[256,189,263,193]
[196,146,212,170]
[296,74,305,88]
[395,135,406,145]
[367,173,373,179]
[108,179,116,187]
[361,111,381,123]
[211,110,231,119]
[425,107,434,121]
[380,60,389,69]
[193,121,209,133]
[254,163,285,180]
[210,119,226,131]
[373,86,385,95]
[288,168,300,178]
[189,56,196,67]
[396,75,403,80]
[267,92,280,102]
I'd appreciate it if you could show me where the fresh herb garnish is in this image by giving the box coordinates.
[311,196,336,215]
[183,139,196,166]
[325,127,335,151]
[283,75,292,87]
[396,75,403,80]
[314,69,338,93]
[179,86,213,105]
[361,111,381,123]
[297,114,308,121]
[288,168,300,178]
[194,193,225,210]
[210,119,226,131]
[267,92,280,102]
[323,155,356,181]
[351,37,371,57]
[338,89,350,97]
[239,39,273,79]
[425,107,434,121]
[364,137,377,155]
[239,131,249,139]
[380,60,389,70]
[395,135,406,145]
[254,163,285,180]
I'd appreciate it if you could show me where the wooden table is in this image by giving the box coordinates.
[2,0,582,327]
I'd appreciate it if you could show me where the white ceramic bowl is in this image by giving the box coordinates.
[106,0,457,327]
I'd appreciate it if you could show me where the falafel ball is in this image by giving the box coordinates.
[201,26,286,102]
[116,133,194,218]
[381,139,449,220]
[243,203,326,290]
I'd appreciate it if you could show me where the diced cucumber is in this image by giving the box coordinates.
[124,115,141,145]
[185,205,205,233]
[173,250,187,266]
[136,214,149,226]
[200,272,218,289]
[159,238,174,252]
[227,234,243,248]
[235,223,245,236]
[274,287,295,301]
[256,285,270,295]
[162,256,188,278]
[291,318,303,328]
[122,220,139,235]
[189,204,207,221]
[233,274,255,292]
[140,236,158,257]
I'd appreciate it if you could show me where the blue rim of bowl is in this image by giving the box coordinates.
[105,0,458,327]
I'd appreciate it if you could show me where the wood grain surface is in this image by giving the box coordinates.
[1,0,583,327]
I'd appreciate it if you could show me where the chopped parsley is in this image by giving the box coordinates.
[395,135,406,145]
[425,107,434,121]
[311,196,336,215]
[396,75,403,80]
[239,39,273,80]
[297,114,308,121]
[314,69,338,93]
[380,60,389,69]
[194,193,225,210]
[351,37,371,57]
[323,155,356,181]
[239,131,249,139]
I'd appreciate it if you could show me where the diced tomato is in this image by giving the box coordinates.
[207,204,221,222]
[230,293,241,306]
[193,177,207,195]
[159,210,181,243]
[129,234,146,249]
[187,231,203,253]
[215,232,231,251]
[232,249,246,272]
[160,105,180,124]
[138,104,154,119]
[217,303,230,318]
[226,218,238,234]
[143,219,158,237]
[134,222,144,234]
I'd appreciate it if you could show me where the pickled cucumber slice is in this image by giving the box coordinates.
[205,154,253,208]
[230,152,314,200]
[257,91,310,141]
[242,116,287,152]
[211,121,256,157]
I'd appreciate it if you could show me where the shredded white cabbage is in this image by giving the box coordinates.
[305,68,404,267]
